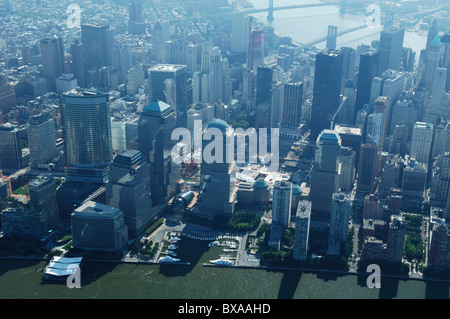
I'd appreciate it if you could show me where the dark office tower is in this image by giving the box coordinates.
[28,114,57,169]
[28,175,59,231]
[386,215,407,263]
[377,26,405,75]
[326,25,337,50]
[401,47,415,72]
[281,81,303,129]
[138,100,175,206]
[81,24,114,71]
[341,46,356,82]
[310,49,344,140]
[355,49,379,120]
[0,123,25,170]
[255,66,273,107]
[70,40,85,88]
[61,89,112,183]
[40,37,65,92]
[309,130,341,227]
[356,143,378,195]
[106,150,155,237]
[247,27,264,70]
[148,64,188,127]
[129,1,142,22]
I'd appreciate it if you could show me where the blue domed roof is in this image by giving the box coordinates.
[292,185,302,195]
[207,118,229,131]
[253,178,269,190]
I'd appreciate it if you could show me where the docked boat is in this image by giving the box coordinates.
[209,257,233,266]
[158,255,180,263]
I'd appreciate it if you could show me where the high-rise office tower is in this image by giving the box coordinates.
[185,44,199,75]
[138,100,175,206]
[70,39,85,88]
[81,24,114,72]
[61,89,112,183]
[106,150,155,238]
[40,37,65,92]
[0,123,25,170]
[232,13,250,54]
[424,32,441,89]
[355,49,379,120]
[386,214,407,263]
[401,157,427,205]
[128,1,145,35]
[309,130,341,225]
[197,119,237,219]
[356,143,378,195]
[272,181,293,228]
[428,221,450,270]
[293,200,311,261]
[410,122,433,164]
[337,146,356,192]
[255,66,273,107]
[152,21,169,62]
[247,27,264,70]
[427,67,448,122]
[147,64,188,127]
[370,96,388,148]
[71,201,128,252]
[269,81,284,128]
[341,46,356,82]
[328,193,351,255]
[28,113,57,169]
[377,26,405,75]
[432,119,450,159]
[310,49,344,140]
[281,81,303,129]
[28,175,59,232]
[201,32,213,74]
[209,46,224,103]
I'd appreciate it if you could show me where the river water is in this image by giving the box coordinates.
[0,237,449,299]
[248,0,427,56]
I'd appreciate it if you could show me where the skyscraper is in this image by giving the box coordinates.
[355,49,379,120]
[356,143,378,195]
[231,13,250,54]
[106,150,155,238]
[386,214,407,263]
[28,175,59,232]
[147,64,188,127]
[310,49,344,140]
[0,123,25,170]
[255,66,273,107]
[27,113,57,169]
[281,81,303,129]
[377,26,405,75]
[410,122,433,164]
[328,193,351,255]
[370,96,388,148]
[293,200,311,261]
[309,130,341,226]
[128,1,145,35]
[247,27,264,70]
[272,181,293,228]
[138,100,175,206]
[61,89,112,183]
[197,119,237,219]
[81,24,114,72]
[152,21,169,62]
[40,37,65,91]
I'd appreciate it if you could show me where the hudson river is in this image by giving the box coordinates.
[1,238,449,299]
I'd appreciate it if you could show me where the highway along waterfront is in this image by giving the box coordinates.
[0,237,449,299]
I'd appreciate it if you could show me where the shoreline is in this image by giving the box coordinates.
[2,254,449,285]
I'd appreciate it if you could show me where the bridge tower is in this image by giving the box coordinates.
[267,0,274,21]
[339,0,347,14]
[326,25,338,50]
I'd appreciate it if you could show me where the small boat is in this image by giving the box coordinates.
[158,256,180,263]
[209,257,233,266]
